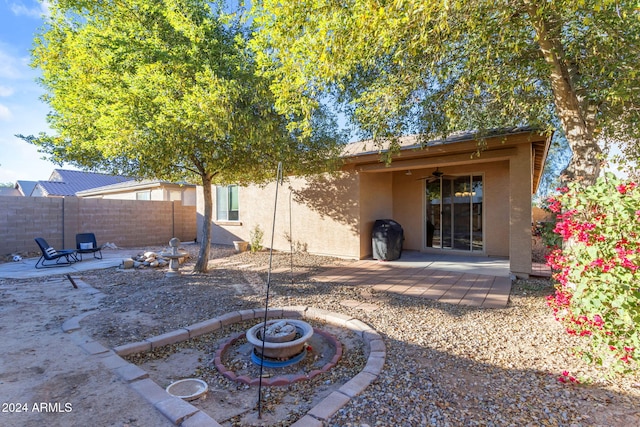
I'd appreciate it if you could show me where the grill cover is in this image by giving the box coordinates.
[372,219,404,261]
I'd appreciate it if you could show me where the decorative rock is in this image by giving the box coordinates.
[122,259,134,269]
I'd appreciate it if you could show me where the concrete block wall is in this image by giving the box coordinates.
[0,197,65,254]
[0,197,196,256]
[173,202,197,244]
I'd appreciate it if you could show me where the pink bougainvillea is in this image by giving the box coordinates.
[546,174,640,375]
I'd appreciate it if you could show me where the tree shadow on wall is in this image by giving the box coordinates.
[290,173,360,235]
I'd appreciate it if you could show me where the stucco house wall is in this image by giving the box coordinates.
[357,171,393,257]
[200,172,363,259]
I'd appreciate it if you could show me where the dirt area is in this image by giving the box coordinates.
[0,274,173,427]
[0,245,351,427]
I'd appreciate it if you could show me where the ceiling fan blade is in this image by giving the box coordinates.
[416,176,437,182]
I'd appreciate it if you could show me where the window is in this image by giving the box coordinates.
[216,185,239,221]
[136,190,151,201]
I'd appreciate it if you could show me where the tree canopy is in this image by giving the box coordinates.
[252,0,640,184]
[22,0,343,272]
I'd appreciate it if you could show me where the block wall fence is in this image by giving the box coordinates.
[0,197,197,256]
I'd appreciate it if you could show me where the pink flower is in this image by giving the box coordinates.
[620,257,638,272]
[558,370,580,384]
[547,197,562,213]
[592,315,604,329]
[617,184,628,194]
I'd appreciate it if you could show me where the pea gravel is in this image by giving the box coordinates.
[77,244,639,426]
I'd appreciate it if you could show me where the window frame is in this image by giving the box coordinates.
[216,184,239,222]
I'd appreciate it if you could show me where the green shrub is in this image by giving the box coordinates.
[249,225,264,253]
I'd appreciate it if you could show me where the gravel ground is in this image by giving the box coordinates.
[77,244,640,426]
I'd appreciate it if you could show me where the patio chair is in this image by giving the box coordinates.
[75,233,103,261]
[34,237,77,269]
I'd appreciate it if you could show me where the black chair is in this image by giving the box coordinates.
[75,233,103,261]
[34,237,77,269]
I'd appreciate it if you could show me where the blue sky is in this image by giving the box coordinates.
[0,0,64,183]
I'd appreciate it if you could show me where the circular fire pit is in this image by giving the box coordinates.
[246,319,314,364]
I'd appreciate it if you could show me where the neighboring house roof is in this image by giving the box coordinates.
[76,179,195,197]
[34,169,133,197]
[15,180,38,196]
[0,187,21,196]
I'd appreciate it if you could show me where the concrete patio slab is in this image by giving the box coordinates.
[0,249,131,279]
[312,251,512,309]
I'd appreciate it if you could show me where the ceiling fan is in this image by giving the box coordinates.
[417,168,451,182]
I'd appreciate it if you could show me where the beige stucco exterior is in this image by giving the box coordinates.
[198,129,550,277]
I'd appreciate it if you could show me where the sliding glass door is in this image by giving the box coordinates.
[425,175,483,252]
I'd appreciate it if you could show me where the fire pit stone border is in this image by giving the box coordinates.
[108,306,386,427]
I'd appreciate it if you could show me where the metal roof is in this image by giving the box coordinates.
[15,180,38,196]
[35,169,133,197]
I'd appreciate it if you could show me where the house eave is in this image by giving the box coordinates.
[77,181,195,197]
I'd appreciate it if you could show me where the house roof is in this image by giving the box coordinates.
[342,127,552,193]
[342,127,543,157]
[76,179,195,197]
[15,180,38,196]
[35,169,133,197]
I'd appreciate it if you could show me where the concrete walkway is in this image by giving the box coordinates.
[312,251,513,309]
[0,250,128,279]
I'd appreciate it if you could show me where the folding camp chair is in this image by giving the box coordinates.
[34,237,77,269]
[75,233,103,261]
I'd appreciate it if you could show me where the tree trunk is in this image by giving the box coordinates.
[194,173,213,273]
[526,3,602,185]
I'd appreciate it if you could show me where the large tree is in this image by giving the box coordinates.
[252,0,640,184]
[23,0,342,272]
